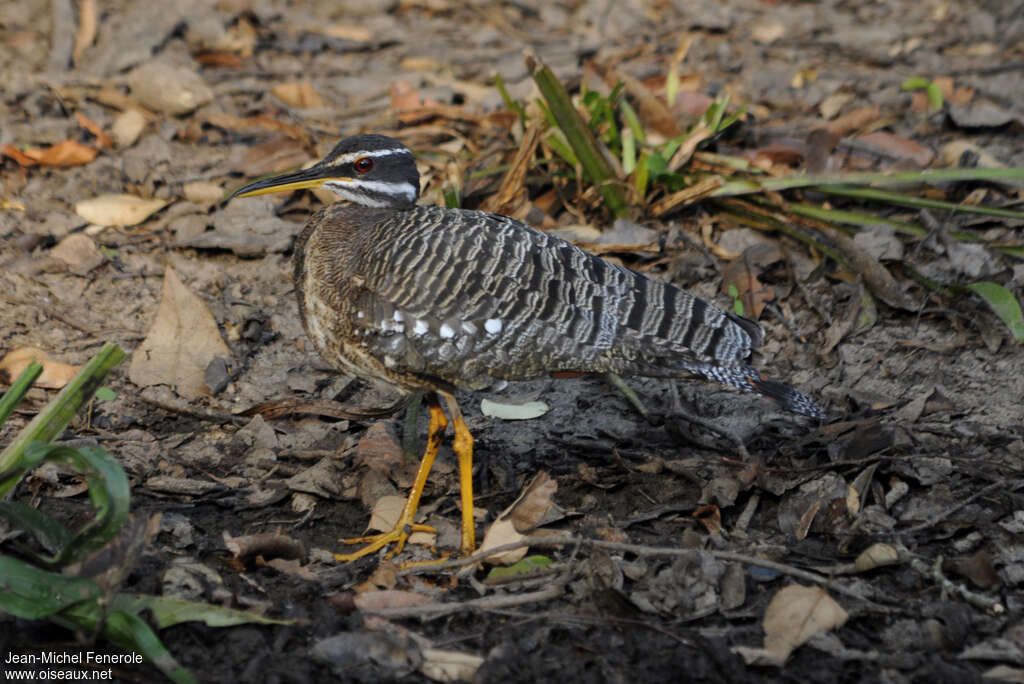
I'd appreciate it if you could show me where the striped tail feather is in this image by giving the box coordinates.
[680,362,825,419]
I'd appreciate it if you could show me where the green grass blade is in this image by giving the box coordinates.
[712,167,1024,197]
[0,342,127,473]
[527,54,628,217]
[493,73,527,125]
[0,555,101,619]
[967,282,1024,341]
[0,500,73,555]
[0,362,43,426]
[2,443,130,565]
[816,185,1024,220]
[114,594,294,628]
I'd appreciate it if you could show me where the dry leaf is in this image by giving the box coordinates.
[128,267,232,400]
[479,472,557,564]
[75,110,112,148]
[1,140,98,168]
[0,346,80,389]
[354,590,436,612]
[420,649,484,683]
[72,0,97,65]
[854,543,901,572]
[75,193,167,227]
[734,585,848,666]
[129,61,213,115]
[271,81,326,109]
[111,108,147,148]
[366,495,435,547]
[479,398,550,420]
[50,233,106,274]
[721,243,783,320]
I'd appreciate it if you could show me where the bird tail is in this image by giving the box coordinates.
[681,363,825,419]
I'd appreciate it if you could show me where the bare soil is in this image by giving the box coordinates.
[2,1,1023,682]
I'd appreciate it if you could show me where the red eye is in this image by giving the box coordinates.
[354,157,373,173]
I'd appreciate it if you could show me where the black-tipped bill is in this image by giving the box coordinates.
[228,166,351,201]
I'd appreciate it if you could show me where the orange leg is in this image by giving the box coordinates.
[334,394,447,562]
[442,392,476,556]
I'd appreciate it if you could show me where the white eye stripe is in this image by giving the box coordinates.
[329,148,412,165]
[324,180,418,204]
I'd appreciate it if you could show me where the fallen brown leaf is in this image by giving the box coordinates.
[1,140,98,168]
[272,81,326,109]
[0,346,80,389]
[734,585,848,666]
[74,193,167,227]
[75,111,112,149]
[128,267,232,400]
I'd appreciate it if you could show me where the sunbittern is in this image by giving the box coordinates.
[230,134,823,562]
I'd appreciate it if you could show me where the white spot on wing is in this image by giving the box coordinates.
[462,321,477,335]
[413,319,428,336]
[356,311,365,319]
[485,318,503,334]
[393,311,404,322]
[439,323,455,339]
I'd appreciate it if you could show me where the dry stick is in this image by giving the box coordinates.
[899,479,1023,537]
[398,535,891,612]
[908,555,1004,615]
[361,580,566,620]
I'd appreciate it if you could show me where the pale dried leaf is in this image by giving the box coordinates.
[354,590,436,612]
[128,267,232,400]
[111,108,147,148]
[366,495,435,546]
[480,398,550,420]
[75,193,167,227]
[271,81,326,109]
[129,61,213,115]
[50,233,106,273]
[507,472,557,532]
[478,517,526,565]
[420,649,484,682]
[854,543,901,572]
[734,585,848,666]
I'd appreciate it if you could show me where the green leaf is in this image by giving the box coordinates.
[2,443,130,566]
[105,611,197,684]
[902,77,944,110]
[113,594,294,629]
[0,500,73,554]
[967,282,1024,342]
[94,386,117,401]
[486,555,553,580]
[56,603,197,684]
[0,555,101,619]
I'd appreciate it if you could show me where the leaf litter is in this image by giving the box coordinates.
[1,0,1023,682]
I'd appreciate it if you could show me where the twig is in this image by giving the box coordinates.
[399,534,892,611]
[909,555,1004,615]
[359,582,565,619]
[137,393,246,427]
[899,479,1023,537]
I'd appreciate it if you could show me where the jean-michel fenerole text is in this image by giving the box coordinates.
[5,651,144,665]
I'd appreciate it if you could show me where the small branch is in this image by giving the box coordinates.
[399,535,892,612]
[359,582,565,620]
[909,556,1004,615]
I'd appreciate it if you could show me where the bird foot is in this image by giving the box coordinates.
[333,522,436,563]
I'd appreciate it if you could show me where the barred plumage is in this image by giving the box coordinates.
[231,134,823,563]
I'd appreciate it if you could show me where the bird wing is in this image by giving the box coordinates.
[351,206,762,388]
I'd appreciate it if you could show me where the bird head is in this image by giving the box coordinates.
[229,134,420,208]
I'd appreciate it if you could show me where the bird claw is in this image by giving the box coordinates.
[333,523,436,563]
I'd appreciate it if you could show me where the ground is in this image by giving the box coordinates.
[1,0,1023,682]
